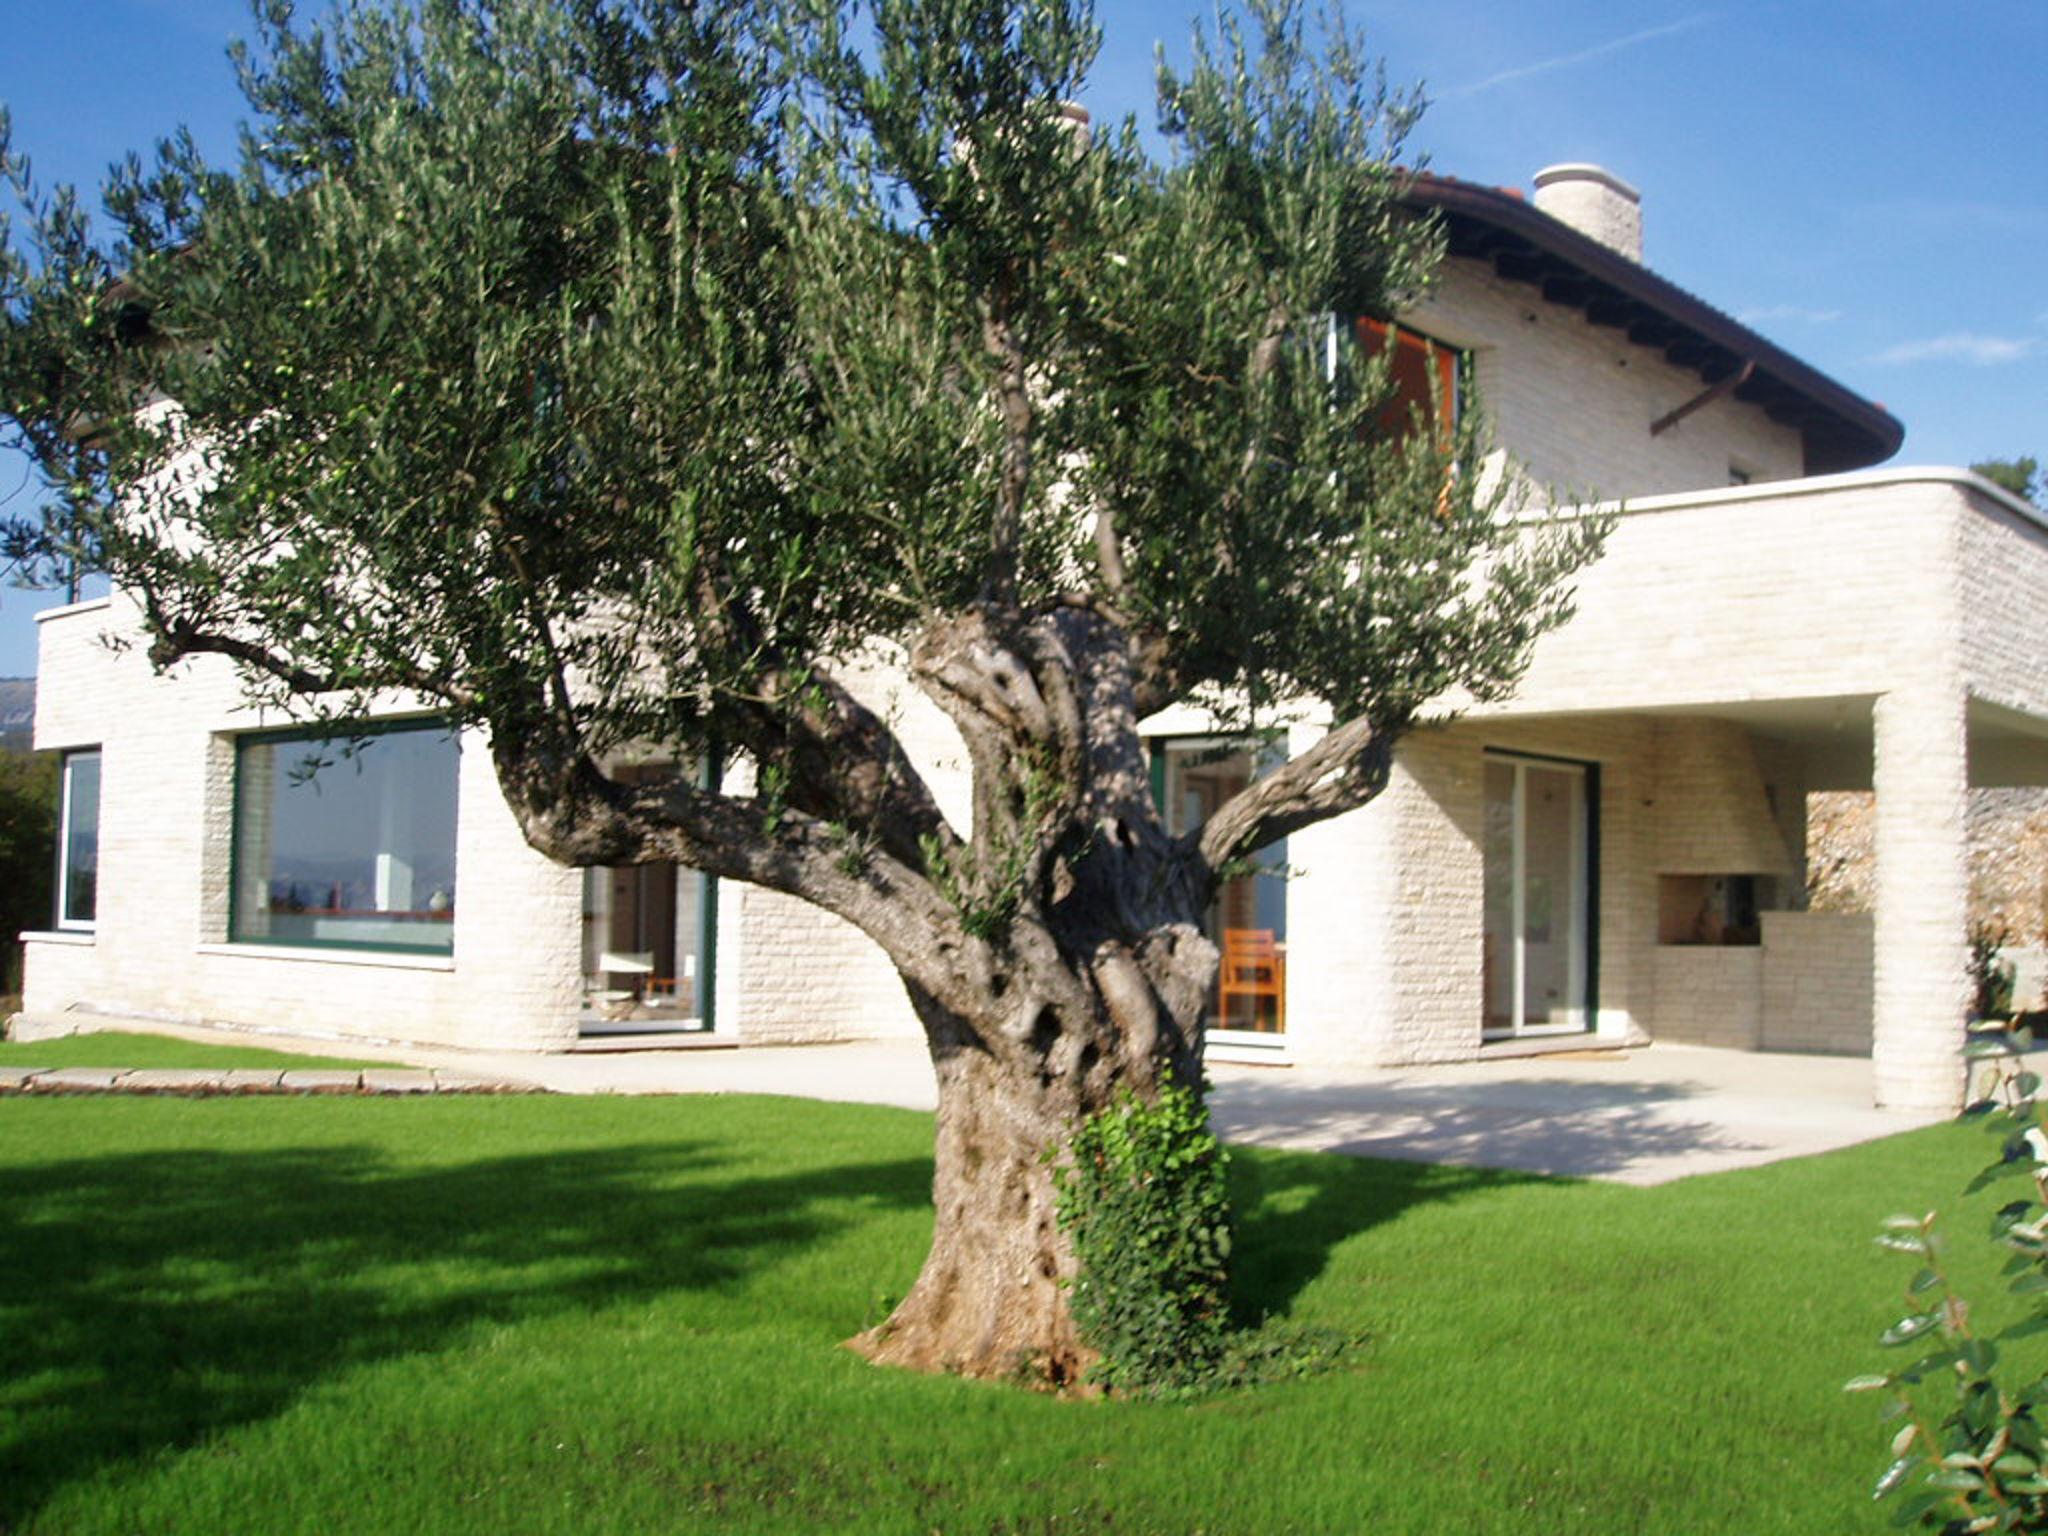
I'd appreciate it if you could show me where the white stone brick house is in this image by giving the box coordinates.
[24,162,2039,1112]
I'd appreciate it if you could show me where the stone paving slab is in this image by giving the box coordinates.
[220,1070,287,1092]
[29,1068,130,1092]
[430,1072,513,1094]
[117,1069,230,1093]
[0,1064,528,1096]
[279,1071,367,1094]
[361,1069,439,1095]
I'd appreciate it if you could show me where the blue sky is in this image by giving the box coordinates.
[1,0,2042,676]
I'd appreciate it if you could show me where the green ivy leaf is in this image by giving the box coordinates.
[1873,1455,1919,1498]
[1880,1314,1940,1348]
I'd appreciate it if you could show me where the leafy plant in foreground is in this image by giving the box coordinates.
[1855,1034,2048,1530]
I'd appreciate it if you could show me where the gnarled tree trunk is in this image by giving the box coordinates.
[490,602,1386,1388]
[850,928,1215,1386]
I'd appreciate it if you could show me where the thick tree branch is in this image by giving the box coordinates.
[144,605,476,710]
[1092,504,1127,598]
[1214,299,1295,543]
[1127,622,1198,720]
[690,551,964,869]
[1194,712,1396,874]
[745,659,966,870]
[490,735,990,1015]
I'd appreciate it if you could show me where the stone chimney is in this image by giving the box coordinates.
[956,100,1091,171]
[1056,100,1092,152]
[1532,163,1643,264]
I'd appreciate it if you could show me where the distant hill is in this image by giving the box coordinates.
[0,679,32,752]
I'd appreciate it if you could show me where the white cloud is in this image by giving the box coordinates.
[1873,332,2038,366]
[1440,14,1717,100]
[1736,304,1842,326]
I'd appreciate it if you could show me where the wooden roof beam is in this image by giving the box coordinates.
[1585,296,1636,329]
[1650,360,1755,436]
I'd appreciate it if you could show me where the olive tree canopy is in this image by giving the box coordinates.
[0,0,1600,1383]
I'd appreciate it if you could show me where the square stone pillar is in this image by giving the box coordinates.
[1871,686,1969,1111]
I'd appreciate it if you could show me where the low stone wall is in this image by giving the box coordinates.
[1760,912,1875,1054]
[0,1065,533,1095]
[1648,912,1876,1055]
[1651,947,1763,1049]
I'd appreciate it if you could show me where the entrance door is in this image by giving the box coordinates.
[1483,754,1593,1038]
[580,863,716,1028]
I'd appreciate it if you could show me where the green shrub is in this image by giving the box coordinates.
[1972,923,2019,1022]
[1854,1033,2048,1529]
[1052,1081,1233,1397]
[0,749,56,993]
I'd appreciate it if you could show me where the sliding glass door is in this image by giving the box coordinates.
[1483,754,1593,1038]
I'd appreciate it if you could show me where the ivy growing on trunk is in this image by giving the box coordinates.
[1053,1081,1232,1395]
[0,0,1603,1385]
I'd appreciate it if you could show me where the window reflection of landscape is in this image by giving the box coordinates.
[231,723,459,953]
[57,749,100,929]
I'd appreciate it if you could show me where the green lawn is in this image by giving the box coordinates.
[0,1092,2015,1534]
[0,1029,383,1071]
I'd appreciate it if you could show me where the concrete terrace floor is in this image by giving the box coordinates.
[9,1011,1954,1186]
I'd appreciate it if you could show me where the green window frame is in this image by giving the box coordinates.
[56,747,101,931]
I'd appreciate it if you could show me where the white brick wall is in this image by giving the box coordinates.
[1760,912,1874,1054]
[1405,259,1805,501]
[1293,713,1663,1068]
[1648,718,1796,876]
[1491,472,1985,721]
[1960,491,2048,722]
[1648,914,1875,1055]
[1653,947,1762,1049]
[24,593,583,1051]
[1278,718,1394,1067]
[1872,685,1971,1110]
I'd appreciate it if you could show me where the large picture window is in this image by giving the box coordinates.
[56,748,101,930]
[231,721,459,953]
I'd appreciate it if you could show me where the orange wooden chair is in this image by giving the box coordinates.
[1219,928,1285,1033]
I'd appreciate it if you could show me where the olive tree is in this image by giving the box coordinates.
[0,0,1600,1383]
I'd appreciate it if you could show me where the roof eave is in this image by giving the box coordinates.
[1400,174,1904,473]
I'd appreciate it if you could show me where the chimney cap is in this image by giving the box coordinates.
[1532,162,1641,203]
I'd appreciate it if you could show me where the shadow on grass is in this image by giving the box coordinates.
[1226,1144,1537,1325]
[0,1131,930,1527]
[0,1100,1564,1523]
[1218,1070,1789,1324]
